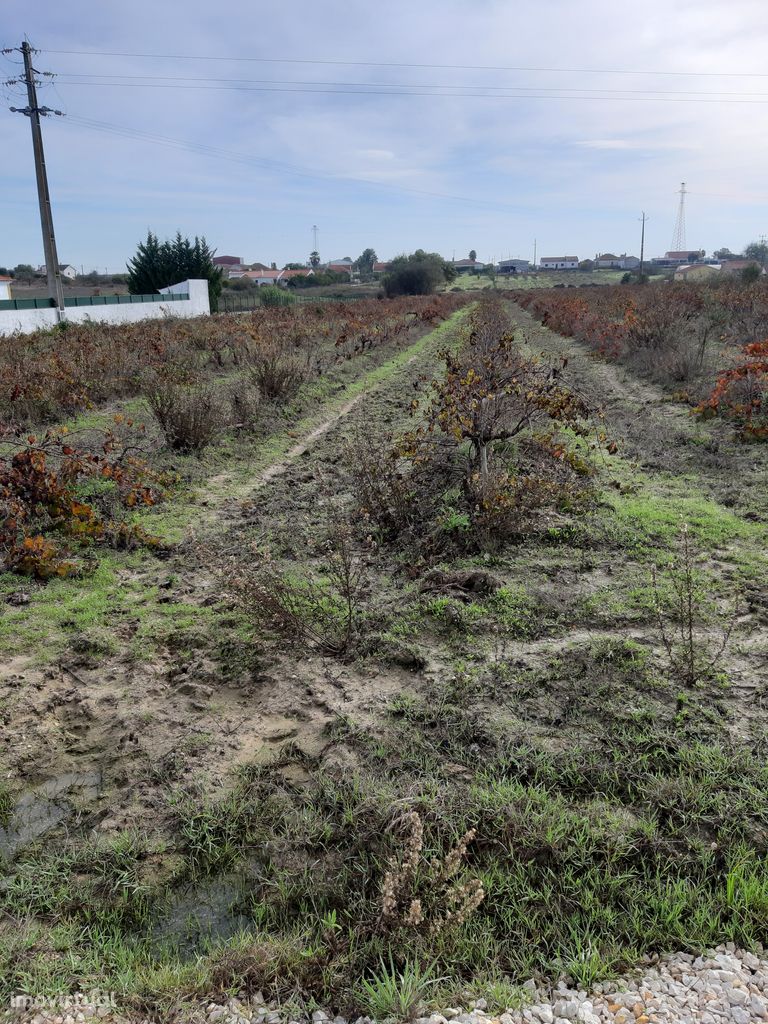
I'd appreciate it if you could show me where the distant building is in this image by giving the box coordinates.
[227,261,270,279]
[326,258,354,278]
[38,264,77,280]
[452,258,486,274]
[241,269,286,287]
[497,259,530,275]
[539,257,579,270]
[213,256,244,277]
[673,264,720,282]
[652,250,705,267]
[596,253,640,270]
[372,261,391,277]
[0,276,11,301]
[719,259,765,275]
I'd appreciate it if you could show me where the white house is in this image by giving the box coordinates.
[452,258,486,274]
[596,253,640,270]
[0,276,11,301]
[497,259,530,275]
[539,257,579,270]
[38,264,78,280]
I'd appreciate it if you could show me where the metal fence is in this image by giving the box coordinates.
[0,293,187,312]
[218,292,368,313]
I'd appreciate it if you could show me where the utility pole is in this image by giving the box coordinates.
[639,211,648,282]
[9,41,65,319]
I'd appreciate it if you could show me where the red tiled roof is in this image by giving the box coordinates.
[0,275,11,282]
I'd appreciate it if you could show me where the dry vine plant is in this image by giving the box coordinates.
[379,810,484,936]
[651,521,739,687]
[222,517,366,659]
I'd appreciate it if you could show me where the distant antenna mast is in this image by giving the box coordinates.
[671,182,687,251]
[312,224,319,254]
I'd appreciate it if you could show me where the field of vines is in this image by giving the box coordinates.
[0,294,464,579]
[0,288,766,1020]
[515,280,768,439]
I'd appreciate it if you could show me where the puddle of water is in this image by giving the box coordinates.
[0,771,102,858]
[152,870,256,957]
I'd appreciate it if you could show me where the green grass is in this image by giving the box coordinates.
[4,693,767,1012]
[444,271,626,292]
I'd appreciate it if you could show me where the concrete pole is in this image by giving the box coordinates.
[20,40,65,320]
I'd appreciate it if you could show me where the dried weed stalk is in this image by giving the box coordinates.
[379,810,484,937]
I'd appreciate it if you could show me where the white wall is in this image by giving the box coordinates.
[0,279,210,337]
[0,282,10,301]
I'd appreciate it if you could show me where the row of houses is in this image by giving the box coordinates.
[452,254,642,273]
[213,255,392,286]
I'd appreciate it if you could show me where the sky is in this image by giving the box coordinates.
[2,0,768,272]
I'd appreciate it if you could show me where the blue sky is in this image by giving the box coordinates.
[2,0,767,271]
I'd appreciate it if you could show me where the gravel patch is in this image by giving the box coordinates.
[4,945,767,1024]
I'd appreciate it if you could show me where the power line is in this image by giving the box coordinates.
[46,80,768,104]
[50,72,768,98]
[40,48,768,78]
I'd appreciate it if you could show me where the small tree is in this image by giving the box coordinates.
[126,231,223,311]
[356,247,377,280]
[383,250,455,297]
[309,251,321,268]
[743,241,768,267]
[469,249,477,262]
[12,264,36,284]
[742,265,762,284]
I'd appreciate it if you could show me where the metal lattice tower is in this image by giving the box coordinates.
[671,182,687,251]
[312,224,319,253]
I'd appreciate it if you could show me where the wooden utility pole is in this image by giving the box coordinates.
[10,41,65,319]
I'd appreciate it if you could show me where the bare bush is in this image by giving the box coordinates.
[223,520,367,658]
[248,341,308,399]
[346,431,423,541]
[226,376,262,430]
[146,379,225,453]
